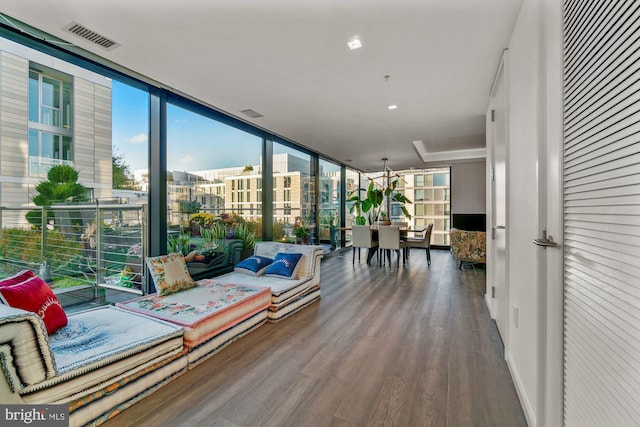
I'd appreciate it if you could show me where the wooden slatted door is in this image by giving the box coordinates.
[563,1,640,425]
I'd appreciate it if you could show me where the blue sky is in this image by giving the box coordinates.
[111,80,263,173]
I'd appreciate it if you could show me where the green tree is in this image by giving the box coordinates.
[112,150,136,190]
[26,165,88,228]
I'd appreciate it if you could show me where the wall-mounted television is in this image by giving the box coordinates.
[452,213,486,232]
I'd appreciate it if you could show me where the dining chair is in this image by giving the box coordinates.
[406,223,433,266]
[351,225,379,265]
[377,225,407,268]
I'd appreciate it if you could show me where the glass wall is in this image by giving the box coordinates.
[112,80,149,198]
[319,158,341,250]
[0,27,460,306]
[166,103,263,242]
[344,167,360,244]
[272,142,313,243]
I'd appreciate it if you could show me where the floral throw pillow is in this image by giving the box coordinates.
[235,255,273,276]
[264,253,303,280]
[0,275,67,334]
[146,253,197,296]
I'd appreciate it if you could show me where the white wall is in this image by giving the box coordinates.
[451,161,486,214]
[507,1,541,421]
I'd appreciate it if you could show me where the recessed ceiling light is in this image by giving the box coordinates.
[348,36,362,50]
[388,105,398,110]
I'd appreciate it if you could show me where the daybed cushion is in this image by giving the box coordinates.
[0,276,67,334]
[234,255,273,276]
[212,272,313,304]
[19,306,185,404]
[185,311,267,367]
[264,252,303,279]
[147,252,197,296]
[267,285,321,322]
[117,280,271,348]
[0,305,57,392]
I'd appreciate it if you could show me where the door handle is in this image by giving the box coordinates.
[533,230,558,249]
[491,225,506,240]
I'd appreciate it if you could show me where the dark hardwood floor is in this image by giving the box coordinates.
[105,248,527,427]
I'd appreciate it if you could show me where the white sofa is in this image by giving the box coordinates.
[213,242,324,322]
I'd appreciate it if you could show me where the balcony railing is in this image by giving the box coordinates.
[28,156,74,178]
[0,203,146,307]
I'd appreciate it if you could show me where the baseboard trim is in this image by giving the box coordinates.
[506,351,537,427]
[484,292,495,318]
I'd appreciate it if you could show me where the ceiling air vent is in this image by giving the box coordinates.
[240,109,264,119]
[64,22,120,50]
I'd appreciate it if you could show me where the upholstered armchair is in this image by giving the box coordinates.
[450,228,486,268]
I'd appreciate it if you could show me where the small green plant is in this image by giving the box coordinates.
[233,223,256,250]
[294,225,310,238]
[167,231,192,256]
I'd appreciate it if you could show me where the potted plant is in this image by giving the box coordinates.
[377,212,391,226]
[232,223,256,259]
[294,225,310,244]
[167,231,192,257]
[348,177,412,225]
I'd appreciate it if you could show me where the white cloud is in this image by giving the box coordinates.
[180,155,194,163]
[128,133,147,144]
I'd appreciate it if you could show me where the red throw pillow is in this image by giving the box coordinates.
[0,276,67,334]
[0,270,35,287]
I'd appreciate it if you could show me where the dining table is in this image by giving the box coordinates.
[337,226,426,265]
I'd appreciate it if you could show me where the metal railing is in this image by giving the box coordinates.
[0,203,146,305]
[28,156,74,178]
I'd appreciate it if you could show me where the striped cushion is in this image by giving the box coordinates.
[0,305,57,392]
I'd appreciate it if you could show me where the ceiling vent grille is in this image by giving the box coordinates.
[240,109,264,119]
[64,22,120,50]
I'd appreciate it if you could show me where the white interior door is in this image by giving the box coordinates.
[491,57,508,341]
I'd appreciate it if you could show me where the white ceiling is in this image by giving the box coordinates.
[0,0,522,172]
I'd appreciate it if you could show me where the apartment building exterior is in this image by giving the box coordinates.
[0,37,113,218]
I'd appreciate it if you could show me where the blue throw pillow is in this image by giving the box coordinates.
[264,253,303,279]
[235,255,273,276]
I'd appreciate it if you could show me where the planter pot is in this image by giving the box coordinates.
[191,221,201,236]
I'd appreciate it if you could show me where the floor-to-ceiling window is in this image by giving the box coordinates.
[272,142,313,243]
[344,167,360,244]
[166,103,263,242]
[319,158,341,250]
[112,80,149,199]
[405,167,451,246]
[1,24,393,300]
